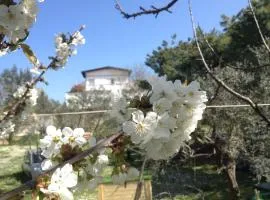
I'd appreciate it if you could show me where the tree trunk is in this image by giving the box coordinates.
[225,157,240,200]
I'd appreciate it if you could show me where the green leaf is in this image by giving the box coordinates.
[21,43,39,66]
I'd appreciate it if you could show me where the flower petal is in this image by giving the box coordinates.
[132,110,144,123]
[46,125,56,136]
[122,121,136,135]
[59,187,74,200]
[75,137,87,146]
[41,159,54,170]
[144,111,157,125]
[73,128,85,137]
[62,127,73,137]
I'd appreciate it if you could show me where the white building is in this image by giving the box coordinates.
[65,66,131,107]
[82,66,131,94]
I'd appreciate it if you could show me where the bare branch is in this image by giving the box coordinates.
[134,156,147,200]
[188,0,270,125]
[115,0,179,19]
[0,133,122,200]
[208,84,221,104]
[248,0,270,53]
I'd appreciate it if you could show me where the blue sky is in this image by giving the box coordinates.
[0,0,247,102]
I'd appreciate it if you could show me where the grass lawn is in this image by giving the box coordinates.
[0,145,30,193]
[152,164,258,200]
[0,144,97,200]
[0,141,260,200]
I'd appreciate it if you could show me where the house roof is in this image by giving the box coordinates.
[81,66,132,78]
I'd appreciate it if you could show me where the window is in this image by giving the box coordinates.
[111,78,115,85]
[88,78,95,85]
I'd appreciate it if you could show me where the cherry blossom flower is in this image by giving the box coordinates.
[40,125,63,158]
[123,110,158,144]
[41,164,77,200]
[71,31,85,46]
[62,127,87,147]
[54,31,85,68]
[122,75,208,160]
[41,159,58,171]
[148,76,177,103]
[0,0,40,43]
[153,97,172,114]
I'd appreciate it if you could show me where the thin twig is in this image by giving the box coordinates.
[92,112,104,135]
[115,0,179,19]
[0,66,49,124]
[208,85,221,104]
[127,147,144,155]
[0,133,122,200]
[248,0,270,53]
[0,26,85,125]
[134,156,147,200]
[188,0,270,125]
[77,114,82,127]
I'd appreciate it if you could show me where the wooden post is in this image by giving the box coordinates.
[98,180,152,200]
[98,184,104,200]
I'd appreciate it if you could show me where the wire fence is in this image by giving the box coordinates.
[34,104,270,116]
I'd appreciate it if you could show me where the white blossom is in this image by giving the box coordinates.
[41,164,77,200]
[55,35,63,46]
[86,154,108,177]
[109,97,130,125]
[62,127,87,147]
[0,5,25,31]
[0,47,8,57]
[28,88,38,106]
[30,67,41,75]
[96,154,109,166]
[41,159,58,171]
[122,110,158,144]
[71,31,85,46]
[13,85,27,98]
[152,113,176,140]
[148,76,177,103]
[0,120,15,137]
[0,0,40,43]
[54,31,85,69]
[123,75,208,160]
[153,97,172,114]
[83,153,108,190]
[40,125,63,158]
[13,86,38,106]
[144,137,181,160]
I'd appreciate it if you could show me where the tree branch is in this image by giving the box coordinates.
[134,156,147,200]
[0,65,49,124]
[188,0,270,125]
[115,0,179,19]
[0,133,122,200]
[248,0,270,53]
[0,26,85,125]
